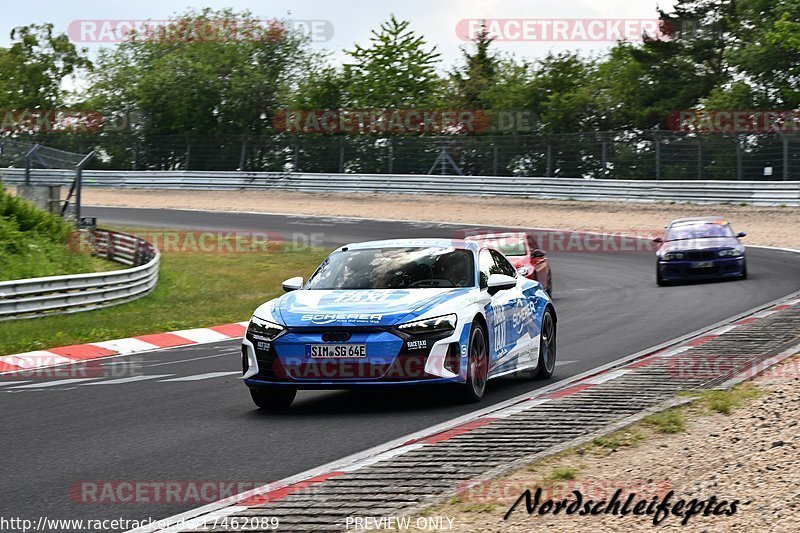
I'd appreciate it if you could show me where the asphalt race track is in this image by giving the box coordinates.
[2,206,799,530]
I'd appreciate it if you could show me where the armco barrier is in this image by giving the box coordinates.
[0,229,159,321]
[1,168,799,205]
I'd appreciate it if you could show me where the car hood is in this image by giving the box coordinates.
[272,288,473,327]
[508,256,529,267]
[662,237,740,252]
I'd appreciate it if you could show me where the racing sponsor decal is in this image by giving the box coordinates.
[407,339,428,351]
[300,313,383,325]
[512,299,536,335]
[330,291,395,304]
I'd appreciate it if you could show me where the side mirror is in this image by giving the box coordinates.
[282,276,304,292]
[487,273,517,295]
[531,249,547,259]
[652,237,663,244]
[736,232,747,239]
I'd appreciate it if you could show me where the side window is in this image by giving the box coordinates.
[478,249,493,289]
[490,250,517,278]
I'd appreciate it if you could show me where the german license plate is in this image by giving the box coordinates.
[308,344,367,358]
[691,261,713,268]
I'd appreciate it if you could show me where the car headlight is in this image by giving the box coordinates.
[397,314,457,336]
[517,266,531,276]
[663,252,685,261]
[718,248,744,257]
[247,316,284,340]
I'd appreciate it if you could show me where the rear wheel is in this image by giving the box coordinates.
[535,309,557,379]
[546,272,554,296]
[461,322,488,403]
[250,388,296,410]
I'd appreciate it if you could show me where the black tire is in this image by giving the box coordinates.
[656,268,667,287]
[546,272,554,296]
[535,309,557,379]
[740,261,748,280]
[461,322,489,403]
[250,388,297,410]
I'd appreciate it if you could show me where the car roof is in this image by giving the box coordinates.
[668,216,729,227]
[465,232,527,240]
[338,238,479,252]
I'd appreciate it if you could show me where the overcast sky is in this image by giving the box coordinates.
[5,0,676,68]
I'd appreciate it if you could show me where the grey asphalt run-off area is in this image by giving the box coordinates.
[1,206,799,531]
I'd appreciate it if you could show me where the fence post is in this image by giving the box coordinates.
[601,137,608,177]
[697,138,703,179]
[783,134,789,181]
[338,135,345,173]
[492,142,499,176]
[238,135,247,170]
[546,143,552,177]
[736,134,743,180]
[185,135,191,170]
[655,136,661,180]
[388,137,394,174]
[293,137,300,171]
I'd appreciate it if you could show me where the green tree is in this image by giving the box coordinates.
[596,0,734,129]
[524,52,600,134]
[291,62,344,110]
[343,15,442,108]
[450,22,498,109]
[710,0,800,107]
[89,8,312,136]
[0,23,91,109]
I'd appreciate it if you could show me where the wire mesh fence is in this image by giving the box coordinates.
[8,131,800,180]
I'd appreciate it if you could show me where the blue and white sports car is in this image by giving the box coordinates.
[241,239,557,409]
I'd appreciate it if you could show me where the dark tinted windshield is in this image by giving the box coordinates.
[475,236,527,257]
[306,247,475,289]
[666,221,735,241]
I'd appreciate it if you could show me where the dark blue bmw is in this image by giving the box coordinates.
[654,217,748,286]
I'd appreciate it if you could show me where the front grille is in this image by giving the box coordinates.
[321,331,352,342]
[687,265,719,275]
[686,250,715,261]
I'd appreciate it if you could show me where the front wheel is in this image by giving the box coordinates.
[250,388,297,410]
[656,267,667,287]
[461,322,489,403]
[535,309,557,379]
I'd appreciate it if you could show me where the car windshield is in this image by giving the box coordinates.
[306,247,475,289]
[475,237,527,257]
[666,221,735,241]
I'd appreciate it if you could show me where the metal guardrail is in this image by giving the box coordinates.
[0,229,160,321]
[2,168,799,205]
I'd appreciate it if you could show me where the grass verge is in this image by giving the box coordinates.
[0,225,329,355]
[0,186,98,281]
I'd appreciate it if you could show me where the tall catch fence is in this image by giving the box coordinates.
[16,131,800,181]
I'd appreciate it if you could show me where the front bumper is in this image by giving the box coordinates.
[241,325,469,389]
[658,256,745,281]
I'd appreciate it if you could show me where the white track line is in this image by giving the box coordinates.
[9,378,99,389]
[82,375,175,386]
[159,371,240,382]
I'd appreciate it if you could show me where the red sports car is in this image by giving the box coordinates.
[467,232,553,295]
